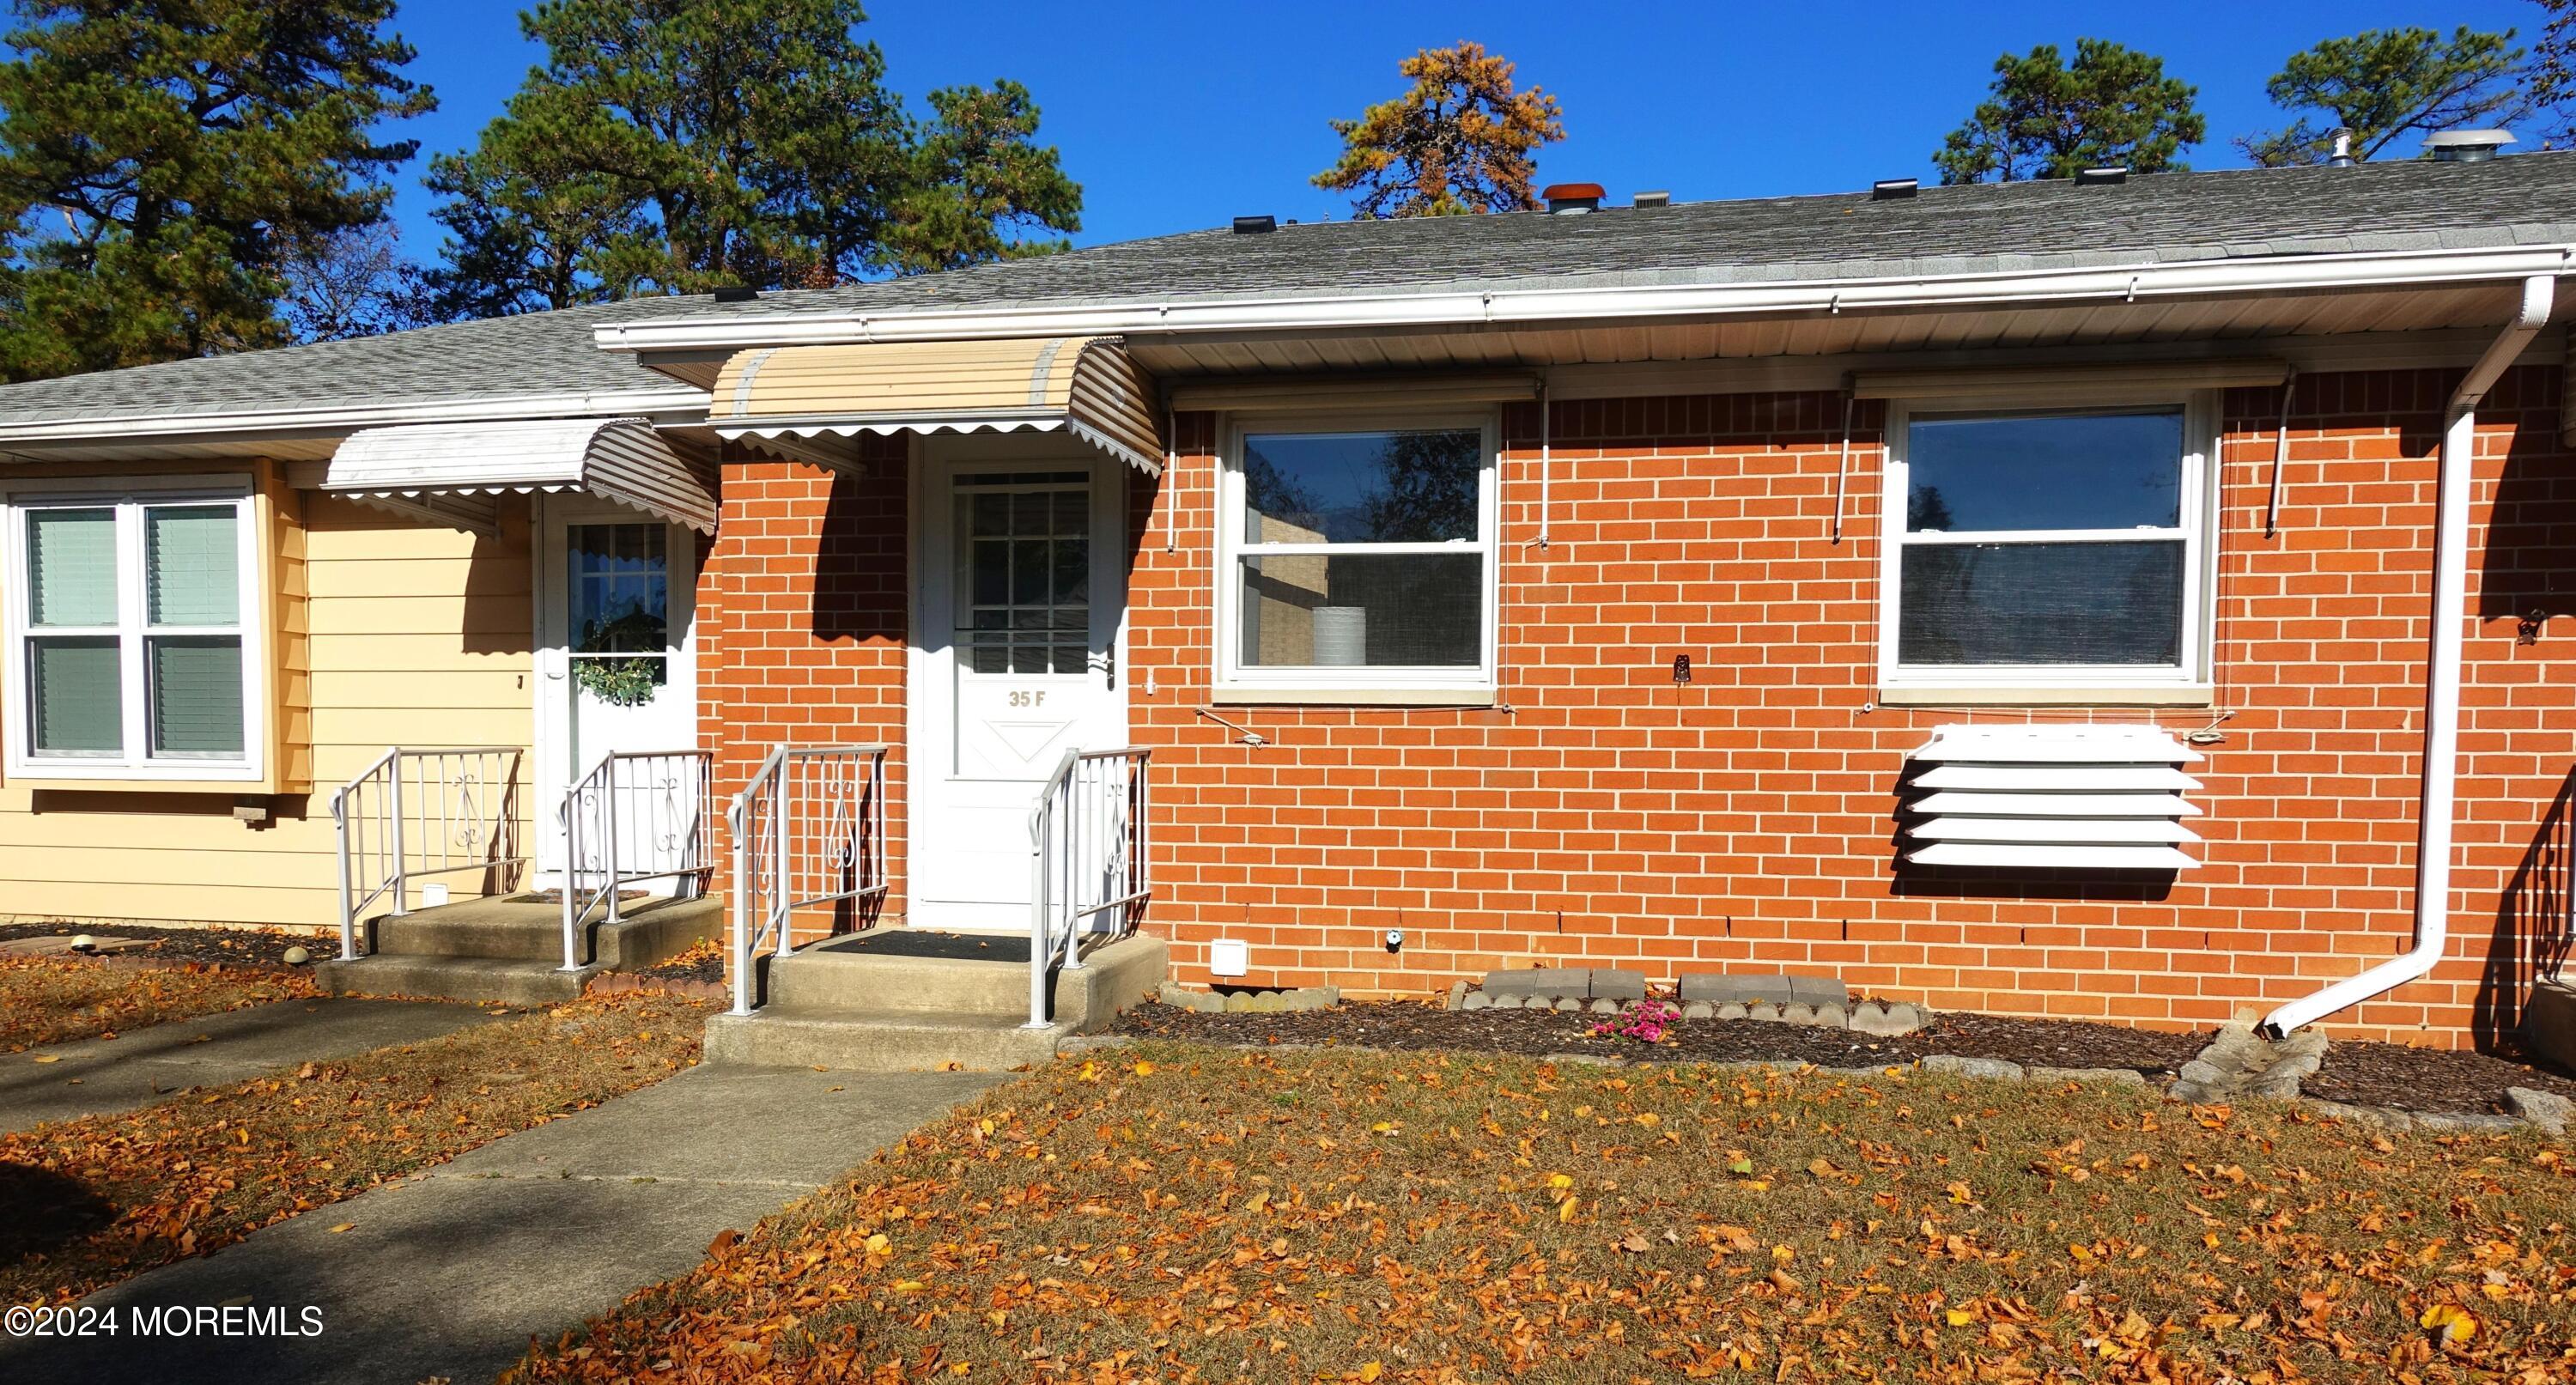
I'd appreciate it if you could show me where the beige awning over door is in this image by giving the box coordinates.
[709,336,1164,474]
[323,416,718,535]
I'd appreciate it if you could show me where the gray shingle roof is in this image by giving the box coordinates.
[6,153,2575,433]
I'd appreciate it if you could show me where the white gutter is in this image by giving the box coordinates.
[592,245,2576,355]
[2260,273,2556,1037]
[0,386,709,447]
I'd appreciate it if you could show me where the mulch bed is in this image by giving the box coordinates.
[635,943,725,987]
[2306,1035,2576,1112]
[0,922,323,972]
[1110,999,2206,1076]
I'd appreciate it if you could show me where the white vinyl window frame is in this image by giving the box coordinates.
[1877,390,2220,695]
[1214,410,1501,698]
[2,473,267,782]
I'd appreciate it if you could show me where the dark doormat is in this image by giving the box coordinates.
[820,929,1034,963]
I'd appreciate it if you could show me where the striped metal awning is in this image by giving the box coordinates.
[708,336,1164,474]
[322,416,717,535]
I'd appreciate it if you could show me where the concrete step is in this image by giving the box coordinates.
[703,1011,1067,1072]
[316,954,593,1006]
[765,937,1033,1020]
[368,893,726,969]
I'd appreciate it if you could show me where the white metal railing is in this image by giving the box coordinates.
[1026,748,1151,1028]
[727,745,890,1016]
[333,747,528,960]
[557,750,716,971]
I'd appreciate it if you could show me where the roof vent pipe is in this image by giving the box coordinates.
[710,285,757,303]
[2075,166,2129,186]
[2426,129,2514,161]
[1631,190,1670,209]
[1540,182,1604,214]
[1232,215,1277,234]
[2327,128,2355,167]
[1872,178,1918,200]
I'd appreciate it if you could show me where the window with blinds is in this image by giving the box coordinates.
[8,489,256,775]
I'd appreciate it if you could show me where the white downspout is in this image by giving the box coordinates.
[2261,275,2555,1037]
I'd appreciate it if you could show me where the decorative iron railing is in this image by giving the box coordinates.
[726,745,890,1016]
[332,747,528,960]
[557,750,716,971]
[1026,748,1151,1027]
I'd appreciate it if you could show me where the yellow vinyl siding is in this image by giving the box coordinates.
[0,487,535,931]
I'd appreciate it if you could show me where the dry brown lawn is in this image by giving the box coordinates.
[509,1042,2574,1384]
[0,954,318,1052]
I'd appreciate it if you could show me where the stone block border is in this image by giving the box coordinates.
[1159,981,1340,1015]
[1445,971,1928,1038]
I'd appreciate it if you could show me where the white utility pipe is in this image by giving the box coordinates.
[2262,275,2555,1037]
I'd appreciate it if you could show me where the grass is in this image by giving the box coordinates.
[509,1042,2576,1384]
[1,989,710,1305]
[0,954,318,1052]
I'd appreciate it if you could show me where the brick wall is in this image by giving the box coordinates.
[701,368,2576,1047]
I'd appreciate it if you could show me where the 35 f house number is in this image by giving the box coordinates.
[1007,690,1048,708]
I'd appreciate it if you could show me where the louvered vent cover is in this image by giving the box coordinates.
[1901,725,2205,871]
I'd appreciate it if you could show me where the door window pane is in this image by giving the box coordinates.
[27,508,117,627]
[30,636,122,753]
[568,524,670,653]
[1242,429,1482,544]
[956,479,1089,676]
[1239,552,1481,668]
[149,636,245,755]
[145,505,241,626]
[1898,541,2185,665]
[1906,410,2183,532]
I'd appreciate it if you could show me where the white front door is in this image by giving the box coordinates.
[535,500,700,885]
[911,447,1127,930]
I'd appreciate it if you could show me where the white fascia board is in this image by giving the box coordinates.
[0,386,710,446]
[591,245,2576,354]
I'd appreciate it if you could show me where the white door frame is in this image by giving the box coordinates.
[532,494,702,884]
[906,434,1131,930]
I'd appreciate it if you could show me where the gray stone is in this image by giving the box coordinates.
[1588,998,1622,1015]
[1283,988,1327,1013]
[1812,1004,1849,1030]
[2243,1067,2309,1101]
[1677,973,1795,1005]
[2178,1060,2229,1087]
[2167,1080,2228,1105]
[1716,1002,1749,1021]
[1589,969,1649,1002]
[1543,1052,1624,1067]
[1481,969,1586,999]
[1251,992,1288,1013]
[1444,981,1468,1011]
[1158,981,1197,1006]
[1462,990,1494,1011]
[1781,1003,1823,1027]
[2505,1085,2572,1136]
[1922,1054,2025,1082]
[2523,975,2576,1072]
[1491,994,1526,1011]
[2027,1066,2148,1088]
[1193,989,1226,1014]
[1679,1000,1714,1021]
[2298,1097,2415,1132]
[1744,1003,1782,1024]
[1848,1001,1924,1037]
[2413,1110,2525,1134]
[1553,997,1584,1012]
[1222,991,1251,1013]
[1789,975,1851,1009]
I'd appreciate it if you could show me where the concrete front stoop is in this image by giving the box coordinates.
[705,930,1168,1072]
[316,893,726,1005]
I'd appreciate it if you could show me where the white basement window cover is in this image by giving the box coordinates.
[1902,724,2205,871]
[708,335,1164,476]
[324,416,717,535]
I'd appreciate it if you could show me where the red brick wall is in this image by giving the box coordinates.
[699,437,911,939]
[701,368,2576,1047]
[1121,367,2576,1047]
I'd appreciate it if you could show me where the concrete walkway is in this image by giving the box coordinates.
[0,1064,1009,1385]
[0,998,498,1133]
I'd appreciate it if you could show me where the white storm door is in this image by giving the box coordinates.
[912,457,1127,930]
[535,502,700,886]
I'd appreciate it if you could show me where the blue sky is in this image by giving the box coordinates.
[381,0,2549,260]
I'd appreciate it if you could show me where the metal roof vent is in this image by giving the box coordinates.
[2427,129,2514,161]
[1540,182,1604,214]
[2075,166,2128,186]
[2327,127,2356,167]
[1872,178,1917,200]
[710,285,757,303]
[1232,215,1277,234]
[1631,189,1670,209]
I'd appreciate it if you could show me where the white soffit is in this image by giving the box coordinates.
[1852,357,2291,400]
[323,416,717,535]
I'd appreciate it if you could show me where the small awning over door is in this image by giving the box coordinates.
[322,416,718,535]
[709,336,1164,475]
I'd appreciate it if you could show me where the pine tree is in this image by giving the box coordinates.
[0,0,434,380]
[1314,41,1565,217]
[2238,27,2524,166]
[1935,39,2204,184]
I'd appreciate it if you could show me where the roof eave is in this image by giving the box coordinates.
[593,244,2576,355]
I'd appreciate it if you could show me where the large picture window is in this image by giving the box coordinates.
[1881,400,2212,688]
[1219,421,1497,694]
[5,482,263,779]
